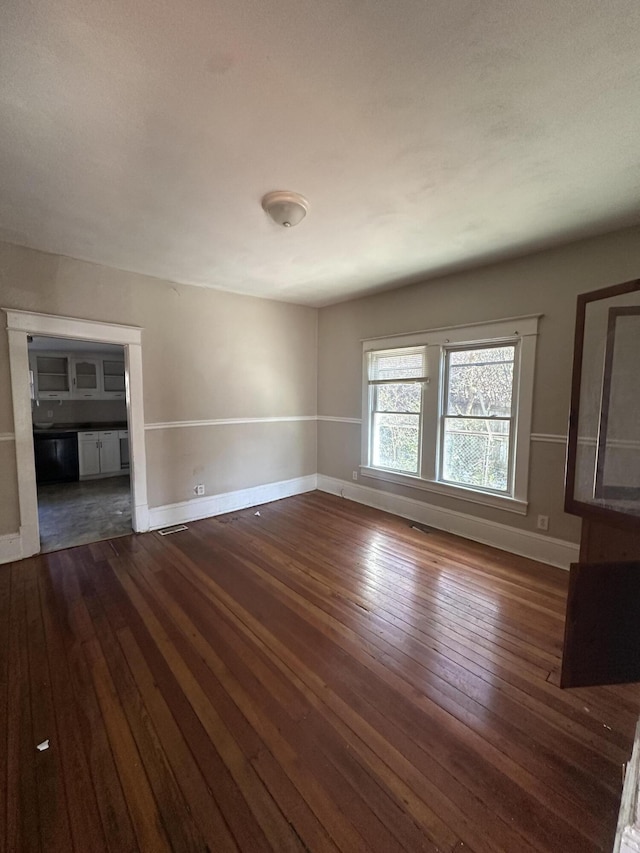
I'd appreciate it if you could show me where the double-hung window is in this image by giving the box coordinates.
[367,347,428,475]
[440,344,516,492]
[362,316,539,513]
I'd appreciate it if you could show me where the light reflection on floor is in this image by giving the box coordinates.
[358,527,505,715]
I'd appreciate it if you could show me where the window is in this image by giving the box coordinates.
[367,347,427,474]
[441,344,515,492]
[361,316,539,513]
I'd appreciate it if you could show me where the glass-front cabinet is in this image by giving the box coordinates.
[29,352,126,401]
[32,354,71,399]
[102,359,126,399]
[565,279,640,524]
[71,357,101,398]
[561,278,640,690]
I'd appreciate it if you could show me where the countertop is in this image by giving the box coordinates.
[33,422,128,435]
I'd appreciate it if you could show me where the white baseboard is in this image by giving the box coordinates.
[148,474,318,530]
[0,531,24,564]
[0,523,44,565]
[1,472,578,570]
[133,501,150,533]
[317,475,579,570]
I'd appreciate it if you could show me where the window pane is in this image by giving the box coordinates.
[442,417,510,491]
[446,346,514,417]
[375,382,421,413]
[369,349,426,381]
[449,346,514,365]
[372,413,420,473]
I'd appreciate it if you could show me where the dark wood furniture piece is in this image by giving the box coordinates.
[562,279,640,687]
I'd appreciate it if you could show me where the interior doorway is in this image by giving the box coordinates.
[29,334,132,552]
[5,309,148,561]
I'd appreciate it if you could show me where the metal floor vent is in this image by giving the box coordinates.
[410,523,436,535]
[157,524,189,536]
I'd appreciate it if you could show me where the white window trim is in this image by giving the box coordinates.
[367,344,427,477]
[359,466,529,514]
[361,315,540,514]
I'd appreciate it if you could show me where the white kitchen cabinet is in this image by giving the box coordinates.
[78,430,122,478]
[31,353,71,399]
[101,359,126,399]
[71,357,101,399]
[29,350,125,401]
[99,431,121,473]
[78,432,101,477]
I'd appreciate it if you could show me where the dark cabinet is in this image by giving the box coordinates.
[33,432,79,484]
[562,277,640,688]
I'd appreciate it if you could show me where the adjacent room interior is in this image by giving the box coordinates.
[29,335,131,552]
[1,2,640,852]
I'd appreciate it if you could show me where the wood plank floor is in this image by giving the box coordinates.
[3,491,639,852]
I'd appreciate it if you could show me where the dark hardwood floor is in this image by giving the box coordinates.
[2,491,639,852]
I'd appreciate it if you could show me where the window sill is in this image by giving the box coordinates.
[359,466,528,515]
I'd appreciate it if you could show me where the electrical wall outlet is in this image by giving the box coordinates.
[537,514,549,531]
[194,484,205,496]
[352,470,358,481]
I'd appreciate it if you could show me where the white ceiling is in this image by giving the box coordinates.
[1,1,640,307]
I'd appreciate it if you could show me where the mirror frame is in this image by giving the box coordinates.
[564,277,640,528]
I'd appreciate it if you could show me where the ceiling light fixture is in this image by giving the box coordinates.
[262,190,308,228]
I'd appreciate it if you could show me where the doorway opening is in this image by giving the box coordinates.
[29,334,132,552]
[6,309,148,562]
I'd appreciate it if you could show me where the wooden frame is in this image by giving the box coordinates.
[564,278,640,528]
[594,306,640,501]
[4,309,149,559]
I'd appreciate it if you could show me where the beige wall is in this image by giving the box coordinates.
[0,241,318,535]
[146,420,317,507]
[0,442,20,533]
[317,225,640,544]
[3,225,640,548]
[31,399,128,426]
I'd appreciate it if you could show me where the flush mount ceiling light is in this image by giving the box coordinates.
[261,190,308,228]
